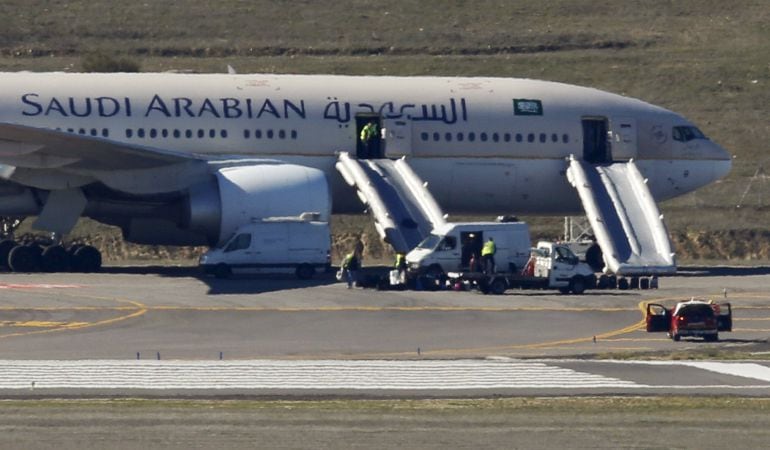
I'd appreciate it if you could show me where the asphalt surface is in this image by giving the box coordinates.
[0,265,768,397]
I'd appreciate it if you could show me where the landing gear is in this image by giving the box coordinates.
[2,241,102,273]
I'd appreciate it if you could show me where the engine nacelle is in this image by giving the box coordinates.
[187,163,331,245]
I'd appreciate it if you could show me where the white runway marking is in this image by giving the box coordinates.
[679,362,770,383]
[0,360,637,390]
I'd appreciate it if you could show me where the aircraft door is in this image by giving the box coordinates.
[582,117,612,164]
[356,114,384,159]
[609,117,637,161]
[383,118,412,158]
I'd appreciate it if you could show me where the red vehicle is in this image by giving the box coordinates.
[646,299,732,342]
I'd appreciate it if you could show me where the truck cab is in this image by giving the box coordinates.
[532,241,596,294]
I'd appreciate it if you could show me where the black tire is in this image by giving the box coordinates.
[8,245,41,272]
[705,333,719,342]
[489,277,507,295]
[570,276,586,295]
[71,245,101,273]
[558,286,571,295]
[640,277,650,290]
[618,277,629,290]
[0,239,17,269]
[629,276,640,289]
[295,264,315,280]
[426,264,444,278]
[213,263,232,279]
[585,244,605,273]
[672,333,681,342]
[41,245,70,272]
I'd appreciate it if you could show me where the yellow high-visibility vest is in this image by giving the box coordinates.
[481,240,496,256]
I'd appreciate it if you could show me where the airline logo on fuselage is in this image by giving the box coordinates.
[19,93,469,125]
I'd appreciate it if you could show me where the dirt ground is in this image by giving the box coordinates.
[1,398,769,449]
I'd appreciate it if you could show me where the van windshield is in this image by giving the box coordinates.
[417,234,442,250]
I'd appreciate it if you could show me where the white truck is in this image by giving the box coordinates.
[454,241,598,295]
[405,221,532,277]
[199,214,331,279]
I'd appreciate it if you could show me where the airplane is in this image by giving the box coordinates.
[0,71,731,272]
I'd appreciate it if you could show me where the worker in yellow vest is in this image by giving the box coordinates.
[359,121,378,158]
[481,237,496,275]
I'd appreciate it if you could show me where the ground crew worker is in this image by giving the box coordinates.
[481,237,496,274]
[359,121,378,158]
[394,252,407,285]
[341,250,361,289]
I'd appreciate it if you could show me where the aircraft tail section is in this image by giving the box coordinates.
[335,152,446,253]
[567,155,676,275]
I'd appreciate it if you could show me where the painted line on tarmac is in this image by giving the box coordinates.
[0,360,642,390]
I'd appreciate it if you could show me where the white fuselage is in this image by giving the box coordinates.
[0,72,731,215]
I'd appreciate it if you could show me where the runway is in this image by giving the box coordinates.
[0,265,768,396]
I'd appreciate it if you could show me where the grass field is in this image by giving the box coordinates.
[1,0,768,261]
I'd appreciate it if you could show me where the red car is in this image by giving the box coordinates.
[646,299,732,342]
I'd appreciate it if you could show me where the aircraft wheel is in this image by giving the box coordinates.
[640,277,650,290]
[41,245,70,272]
[0,239,18,269]
[9,244,42,272]
[295,264,315,280]
[617,277,629,290]
[71,245,102,272]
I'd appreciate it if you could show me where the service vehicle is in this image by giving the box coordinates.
[450,241,597,295]
[646,298,732,341]
[405,222,531,277]
[199,214,331,279]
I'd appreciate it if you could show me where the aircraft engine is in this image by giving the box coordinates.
[186,164,331,246]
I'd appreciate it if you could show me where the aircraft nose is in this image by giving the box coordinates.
[710,142,732,181]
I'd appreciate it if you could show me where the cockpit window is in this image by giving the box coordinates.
[672,126,707,142]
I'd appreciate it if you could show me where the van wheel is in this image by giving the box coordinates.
[489,277,507,295]
[570,276,586,295]
[296,264,315,280]
[672,333,681,342]
[705,333,718,342]
[213,263,231,279]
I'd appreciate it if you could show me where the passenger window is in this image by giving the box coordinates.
[504,133,511,142]
[173,129,181,138]
[457,132,464,141]
[221,129,228,138]
[137,128,145,138]
[421,132,429,141]
[445,132,452,142]
[197,129,205,138]
[225,233,251,252]
[527,133,535,143]
[480,132,488,142]
[291,130,298,139]
[244,130,251,139]
[468,132,476,142]
[278,130,286,139]
[539,133,546,143]
[492,133,499,142]
[516,133,523,143]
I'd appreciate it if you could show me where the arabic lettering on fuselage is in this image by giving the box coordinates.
[20,93,468,124]
[323,97,467,124]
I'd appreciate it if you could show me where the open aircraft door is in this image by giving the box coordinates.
[716,302,733,332]
[610,117,637,161]
[383,118,412,158]
[645,303,670,332]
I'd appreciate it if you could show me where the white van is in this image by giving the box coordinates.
[199,217,331,279]
[406,222,531,276]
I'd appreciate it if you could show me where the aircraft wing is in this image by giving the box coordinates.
[0,122,211,194]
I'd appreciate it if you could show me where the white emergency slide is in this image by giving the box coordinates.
[335,152,446,253]
[567,155,676,275]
